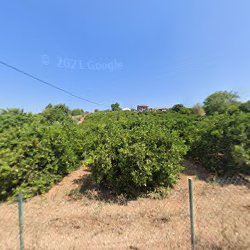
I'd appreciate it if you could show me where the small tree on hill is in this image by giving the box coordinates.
[172,104,191,114]
[111,102,121,111]
[41,104,71,123]
[172,104,184,112]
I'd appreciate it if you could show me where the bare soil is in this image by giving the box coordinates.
[0,162,249,250]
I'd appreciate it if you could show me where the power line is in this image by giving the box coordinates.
[0,60,108,107]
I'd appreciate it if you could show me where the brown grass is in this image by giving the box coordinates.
[0,163,249,250]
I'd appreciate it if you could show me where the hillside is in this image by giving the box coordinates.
[0,96,250,249]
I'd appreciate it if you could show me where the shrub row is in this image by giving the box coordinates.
[0,108,249,201]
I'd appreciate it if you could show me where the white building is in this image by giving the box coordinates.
[122,107,131,111]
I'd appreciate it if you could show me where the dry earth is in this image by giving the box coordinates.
[0,162,249,250]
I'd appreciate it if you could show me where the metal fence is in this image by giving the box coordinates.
[0,175,249,250]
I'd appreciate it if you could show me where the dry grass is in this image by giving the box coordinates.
[0,163,249,250]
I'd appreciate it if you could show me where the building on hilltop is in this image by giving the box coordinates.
[137,105,149,112]
[155,107,168,112]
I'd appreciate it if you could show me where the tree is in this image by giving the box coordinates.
[111,102,121,111]
[192,103,206,116]
[203,91,239,115]
[172,104,191,114]
[240,100,250,113]
[172,104,184,112]
[41,104,71,123]
[71,108,84,116]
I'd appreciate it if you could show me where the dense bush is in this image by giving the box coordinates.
[71,108,84,116]
[89,121,188,196]
[84,110,250,177]
[203,91,240,115]
[171,104,192,114]
[240,100,250,113]
[1,92,250,201]
[0,115,81,201]
[0,108,34,133]
[191,112,250,174]
[41,104,73,124]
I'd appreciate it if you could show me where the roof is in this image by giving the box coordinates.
[137,105,149,107]
[122,108,131,111]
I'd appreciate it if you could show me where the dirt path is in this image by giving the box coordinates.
[45,166,89,201]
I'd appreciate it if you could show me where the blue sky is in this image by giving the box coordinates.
[0,0,250,112]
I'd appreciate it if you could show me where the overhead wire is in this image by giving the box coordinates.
[0,60,108,108]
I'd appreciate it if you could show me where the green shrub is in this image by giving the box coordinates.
[203,91,240,115]
[1,99,249,201]
[40,104,73,124]
[239,100,250,113]
[0,121,80,200]
[89,122,188,197]
[0,108,34,133]
[191,112,250,174]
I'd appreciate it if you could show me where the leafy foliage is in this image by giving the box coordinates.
[191,112,250,174]
[111,102,121,111]
[88,118,188,196]
[0,119,81,200]
[0,108,34,133]
[0,91,249,201]
[41,104,72,124]
[239,100,250,113]
[171,104,184,112]
[172,104,192,114]
[0,106,83,201]
[203,91,239,115]
[71,108,84,116]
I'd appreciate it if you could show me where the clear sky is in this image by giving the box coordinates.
[0,0,250,112]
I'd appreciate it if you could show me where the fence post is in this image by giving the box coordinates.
[188,178,195,250]
[18,192,24,250]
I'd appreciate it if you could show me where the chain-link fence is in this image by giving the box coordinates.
[0,174,249,250]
